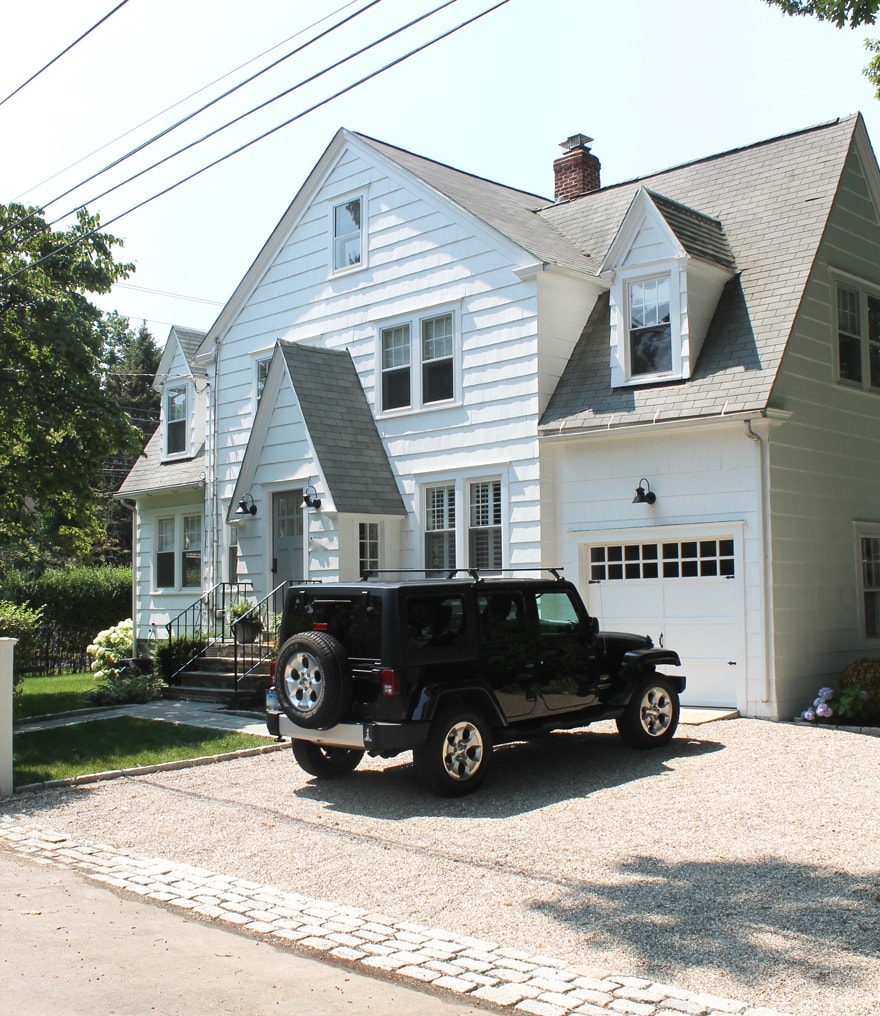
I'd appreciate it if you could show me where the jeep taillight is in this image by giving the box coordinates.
[312,622,328,631]
[380,668,399,696]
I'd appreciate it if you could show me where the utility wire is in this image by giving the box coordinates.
[0,0,512,288]
[15,0,363,201]
[45,0,458,232]
[2,0,384,239]
[0,1,130,109]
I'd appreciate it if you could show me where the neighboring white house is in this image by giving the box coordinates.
[119,114,880,721]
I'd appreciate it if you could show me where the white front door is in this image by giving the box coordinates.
[580,530,743,707]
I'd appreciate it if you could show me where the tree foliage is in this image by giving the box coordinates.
[0,204,142,566]
[765,0,880,96]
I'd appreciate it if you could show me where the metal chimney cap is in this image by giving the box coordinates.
[559,133,593,152]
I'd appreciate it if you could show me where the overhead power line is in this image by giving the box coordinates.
[15,0,364,201]
[0,0,512,288]
[2,0,384,240]
[44,0,459,232]
[0,1,130,109]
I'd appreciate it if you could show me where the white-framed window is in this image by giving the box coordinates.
[425,484,456,575]
[857,526,880,642]
[228,526,239,584]
[256,356,271,404]
[835,280,880,391]
[359,522,380,577]
[165,384,188,457]
[468,480,502,572]
[629,276,672,377]
[379,310,457,413]
[154,514,202,590]
[422,477,504,575]
[332,195,363,272]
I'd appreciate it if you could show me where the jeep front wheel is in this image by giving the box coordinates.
[414,708,492,796]
[275,631,350,729]
[617,674,680,748]
[292,740,363,779]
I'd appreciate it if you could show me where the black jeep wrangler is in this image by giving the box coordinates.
[266,571,685,796]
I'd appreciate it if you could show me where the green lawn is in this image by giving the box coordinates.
[18,672,95,719]
[13,716,276,787]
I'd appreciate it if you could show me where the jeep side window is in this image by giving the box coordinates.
[406,595,466,649]
[478,593,527,641]
[534,591,581,633]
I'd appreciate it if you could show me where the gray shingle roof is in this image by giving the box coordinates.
[537,116,860,433]
[645,190,736,271]
[279,342,405,516]
[172,327,208,378]
[116,429,206,497]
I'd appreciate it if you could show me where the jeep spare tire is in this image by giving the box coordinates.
[275,631,351,728]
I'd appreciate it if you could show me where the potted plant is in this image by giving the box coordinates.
[229,598,264,644]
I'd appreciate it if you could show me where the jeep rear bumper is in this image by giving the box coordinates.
[270,711,429,756]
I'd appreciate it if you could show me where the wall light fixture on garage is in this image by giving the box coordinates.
[632,478,656,505]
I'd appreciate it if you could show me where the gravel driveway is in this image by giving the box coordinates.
[5,716,880,1016]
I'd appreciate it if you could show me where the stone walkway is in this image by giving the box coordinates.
[0,815,792,1016]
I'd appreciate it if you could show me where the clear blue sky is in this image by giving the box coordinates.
[2,0,879,339]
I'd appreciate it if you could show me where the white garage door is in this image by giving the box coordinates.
[582,534,741,707]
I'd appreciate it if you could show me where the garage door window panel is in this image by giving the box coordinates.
[592,539,734,581]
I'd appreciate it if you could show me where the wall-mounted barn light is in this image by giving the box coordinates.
[235,493,257,516]
[302,485,322,510]
[632,478,656,505]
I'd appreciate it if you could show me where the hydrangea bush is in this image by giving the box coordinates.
[86,619,165,705]
[800,684,869,725]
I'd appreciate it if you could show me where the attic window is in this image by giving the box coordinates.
[165,384,188,456]
[835,282,880,391]
[333,196,362,271]
[629,277,672,376]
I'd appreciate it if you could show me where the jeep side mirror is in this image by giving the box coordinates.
[587,616,599,639]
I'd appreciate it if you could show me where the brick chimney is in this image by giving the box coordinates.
[553,134,601,202]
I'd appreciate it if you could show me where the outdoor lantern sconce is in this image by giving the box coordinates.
[632,478,656,505]
[235,493,257,516]
[302,485,322,510]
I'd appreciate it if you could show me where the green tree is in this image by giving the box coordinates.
[98,312,161,564]
[0,204,142,567]
[765,1,880,95]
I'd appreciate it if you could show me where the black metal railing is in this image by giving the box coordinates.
[232,580,288,704]
[164,582,253,683]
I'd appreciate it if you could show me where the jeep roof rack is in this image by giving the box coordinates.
[358,566,565,582]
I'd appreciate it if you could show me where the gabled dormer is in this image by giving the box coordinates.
[600,188,736,387]
[153,326,207,462]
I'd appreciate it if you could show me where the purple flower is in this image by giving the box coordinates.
[816,702,833,718]
[802,708,816,722]
[818,687,834,701]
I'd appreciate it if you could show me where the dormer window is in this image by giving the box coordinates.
[629,276,672,377]
[165,384,188,456]
[332,196,363,271]
[601,188,735,388]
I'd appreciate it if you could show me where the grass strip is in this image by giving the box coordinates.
[14,716,275,786]
[18,672,95,719]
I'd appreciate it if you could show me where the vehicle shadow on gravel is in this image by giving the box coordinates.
[532,852,880,998]
[294,728,724,819]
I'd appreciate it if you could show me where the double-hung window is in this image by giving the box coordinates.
[165,384,188,456]
[359,522,380,577]
[425,485,456,575]
[859,530,880,641]
[333,196,363,271]
[380,311,456,412]
[836,281,880,391]
[155,514,202,589]
[423,478,503,575]
[629,276,672,378]
[469,480,502,572]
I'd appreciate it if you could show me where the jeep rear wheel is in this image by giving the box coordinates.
[275,631,350,729]
[617,674,679,748]
[292,740,363,779]
[414,708,492,796]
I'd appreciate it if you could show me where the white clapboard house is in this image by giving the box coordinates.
[119,114,880,719]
